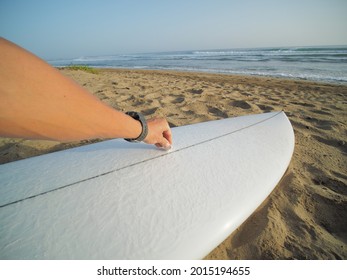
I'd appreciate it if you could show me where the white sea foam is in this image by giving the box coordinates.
[49,46,347,84]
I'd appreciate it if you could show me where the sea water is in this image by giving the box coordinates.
[49,46,347,85]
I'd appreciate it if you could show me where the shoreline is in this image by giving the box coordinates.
[50,44,347,86]
[103,67,346,84]
[60,66,347,86]
[1,68,346,259]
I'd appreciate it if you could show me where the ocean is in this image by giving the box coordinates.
[49,46,347,85]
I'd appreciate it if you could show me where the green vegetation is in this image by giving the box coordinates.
[64,65,99,74]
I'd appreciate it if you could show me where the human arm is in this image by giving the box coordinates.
[0,38,172,148]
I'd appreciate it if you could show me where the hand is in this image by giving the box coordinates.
[144,118,172,150]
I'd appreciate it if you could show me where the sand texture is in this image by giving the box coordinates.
[1,69,346,259]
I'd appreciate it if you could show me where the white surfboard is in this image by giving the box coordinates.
[0,111,294,259]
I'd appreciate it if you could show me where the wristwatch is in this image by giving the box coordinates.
[124,111,148,142]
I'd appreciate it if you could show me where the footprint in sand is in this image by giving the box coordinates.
[208,107,228,118]
[305,117,336,131]
[304,163,347,195]
[141,107,158,116]
[188,88,204,95]
[257,104,274,112]
[291,101,316,108]
[172,96,185,104]
[310,109,334,117]
[230,100,252,109]
[312,135,346,154]
[311,191,347,243]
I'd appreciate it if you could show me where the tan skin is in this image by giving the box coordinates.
[0,38,172,149]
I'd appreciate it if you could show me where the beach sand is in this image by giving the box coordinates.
[1,68,346,259]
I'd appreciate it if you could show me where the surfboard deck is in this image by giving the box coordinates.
[0,111,294,259]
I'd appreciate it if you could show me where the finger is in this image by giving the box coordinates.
[155,138,171,150]
[155,144,171,150]
[163,128,173,145]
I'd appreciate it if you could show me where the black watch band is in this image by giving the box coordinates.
[124,111,148,142]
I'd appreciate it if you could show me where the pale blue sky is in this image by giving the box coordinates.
[1,0,346,59]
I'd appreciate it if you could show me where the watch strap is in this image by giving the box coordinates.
[124,111,148,142]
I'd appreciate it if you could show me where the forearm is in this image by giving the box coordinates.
[0,38,142,141]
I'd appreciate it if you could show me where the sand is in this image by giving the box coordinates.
[0,68,346,259]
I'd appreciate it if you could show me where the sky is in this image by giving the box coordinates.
[1,0,347,60]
